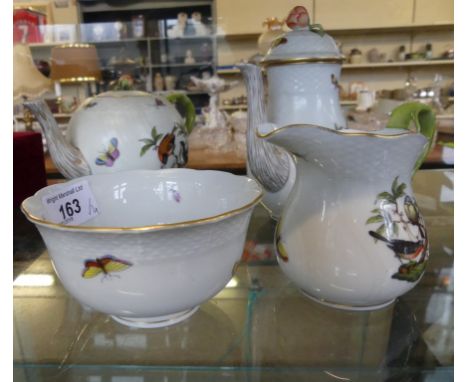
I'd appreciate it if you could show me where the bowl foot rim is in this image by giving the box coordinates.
[301,290,396,311]
[111,306,199,328]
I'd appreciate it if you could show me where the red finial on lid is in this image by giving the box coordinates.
[285,6,310,30]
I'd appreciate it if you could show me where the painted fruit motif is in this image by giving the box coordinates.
[366,176,429,282]
[139,124,188,168]
[285,6,310,29]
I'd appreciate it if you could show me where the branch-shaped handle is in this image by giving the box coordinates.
[386,102,437,172]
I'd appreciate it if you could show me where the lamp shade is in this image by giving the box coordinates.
[13,43,52,102]
[50,44,101,83]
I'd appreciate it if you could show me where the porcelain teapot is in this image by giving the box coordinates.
[25,90,195,179]
[240,6,437,309]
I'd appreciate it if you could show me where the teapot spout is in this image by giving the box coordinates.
[237,63,291,193]
[24,100,91,179]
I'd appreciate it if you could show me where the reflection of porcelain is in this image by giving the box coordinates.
[257,102,436,309]
[24,91,195,178]
[21,169,262,328]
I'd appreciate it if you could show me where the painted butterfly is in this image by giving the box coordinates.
[95,138,120,167]
[82,255,132,279]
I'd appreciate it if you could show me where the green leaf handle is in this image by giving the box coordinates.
[386,102,437,172]
[166,93,196,135]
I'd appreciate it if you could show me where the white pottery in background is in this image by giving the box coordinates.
[21,169,262,327]
[24,91,195,179]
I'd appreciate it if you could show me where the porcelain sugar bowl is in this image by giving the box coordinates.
[21,169,262,328]
[25,90,196,179]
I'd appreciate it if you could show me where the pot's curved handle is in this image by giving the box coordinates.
[386,102,437,172]
[166,93,196,135]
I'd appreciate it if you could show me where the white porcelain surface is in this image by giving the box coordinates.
[21,169,262,326]
[260,123,430,308]
[67,91,188,174]
[266,64,346,130]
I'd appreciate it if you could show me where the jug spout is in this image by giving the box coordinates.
[24,100,91,179]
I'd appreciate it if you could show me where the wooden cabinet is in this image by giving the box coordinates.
[216,0,312,35]
[414,0,454,25]
[314,0,414,29]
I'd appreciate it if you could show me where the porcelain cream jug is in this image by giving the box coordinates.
[241,6,437,309]
[25,90,195,178]
[239,6,346,219]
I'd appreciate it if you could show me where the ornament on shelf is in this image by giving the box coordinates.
[184,49,196,64]
[154,72,164,91]
[189,74,238,129]
[191,12,210,36]
[167,12,188,38]
[257,17,285,56]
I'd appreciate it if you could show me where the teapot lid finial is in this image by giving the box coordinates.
[261,5,344,66]
[285,6,310,30]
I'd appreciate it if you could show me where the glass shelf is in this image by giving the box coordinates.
[13,170,453,381]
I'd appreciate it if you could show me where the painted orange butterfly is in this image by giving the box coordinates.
[82,255,132,279]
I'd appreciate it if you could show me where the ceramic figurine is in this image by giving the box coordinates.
[190,74,238,129]
[257,17,285,56]
[191,11,210,36]
[239,6,437,310]
[349,48,363,64]
[167,12,188,38]
[184,49,196,64]
[24,79,196,178]
[154,72,164,91]
[164,75,177,90]
[398,45,406,61]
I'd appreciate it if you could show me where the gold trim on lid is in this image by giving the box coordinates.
[261,56,346,68]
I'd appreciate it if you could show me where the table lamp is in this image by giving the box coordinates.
[50,43,101,103]
[13,43,52,130]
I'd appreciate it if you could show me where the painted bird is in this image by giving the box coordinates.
[369,230,426,261]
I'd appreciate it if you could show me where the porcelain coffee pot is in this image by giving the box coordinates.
[25,90,195,178]
[239,6,346,218]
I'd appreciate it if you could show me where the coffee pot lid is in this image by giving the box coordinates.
[261,6,344,66]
